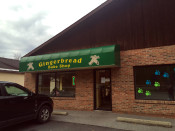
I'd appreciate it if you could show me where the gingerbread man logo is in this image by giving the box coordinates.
[27,62,34,70]
[89,55,100,65]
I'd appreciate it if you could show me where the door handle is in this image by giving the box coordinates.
[24,97,28,100]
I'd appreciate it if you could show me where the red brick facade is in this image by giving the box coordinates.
[112,44,175,117]
[24,73,37,92]
[52,70,94,111]
[24,45,175,117]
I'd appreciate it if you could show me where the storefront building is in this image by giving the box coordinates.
[20,0,175,117]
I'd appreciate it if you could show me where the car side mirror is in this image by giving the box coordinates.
[28,92,33,96]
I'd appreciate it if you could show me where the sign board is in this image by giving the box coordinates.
[19,45,120,72]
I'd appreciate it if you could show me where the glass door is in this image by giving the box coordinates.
[95,69,112,111]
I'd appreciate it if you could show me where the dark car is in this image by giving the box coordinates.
[0,81,53,128]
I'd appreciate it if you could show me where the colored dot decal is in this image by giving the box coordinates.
[138,88,143,94]
[155,70,160,75]
[145,91,151,96]
[154,82,160,87]
[146,80,151,85]
[163,72,169,78]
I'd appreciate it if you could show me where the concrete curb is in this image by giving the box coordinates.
[116,117,172,128]
[52,111,68,115]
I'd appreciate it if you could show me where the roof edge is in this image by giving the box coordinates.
[24,0,113,57]
[0,68,19,72]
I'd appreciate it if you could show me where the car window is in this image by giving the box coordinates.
[4,85,29,96]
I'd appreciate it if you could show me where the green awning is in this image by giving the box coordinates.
[19,45,120,72]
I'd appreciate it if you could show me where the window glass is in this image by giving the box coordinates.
[38,72,76,97]
[54,72,75,97]
[134,65,175,101]
[38,73,55,96]
[4,85,28,96]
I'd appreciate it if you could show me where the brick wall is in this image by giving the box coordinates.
[52,70,94,111]
[24,73,37,92]
[24,44,175,117]
[112,44,175,117]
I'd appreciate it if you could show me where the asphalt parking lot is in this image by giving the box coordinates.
[2,120,128,131]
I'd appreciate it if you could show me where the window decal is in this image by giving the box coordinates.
[163,72,169,78]
[154,81,160,87]
[138,88,143,94]
[146,80,151,85]
[72,76,76,86]
[145,91,151,96]
[155,70,160,75]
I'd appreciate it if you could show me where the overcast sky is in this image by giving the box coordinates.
[0,0,106,59]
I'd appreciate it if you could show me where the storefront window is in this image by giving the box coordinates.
[38,72,75,97]
[134,65,175,101]
[54,72,75,97]
[38,73,55,96]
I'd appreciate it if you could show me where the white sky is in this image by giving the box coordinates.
[0,0,106,59]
